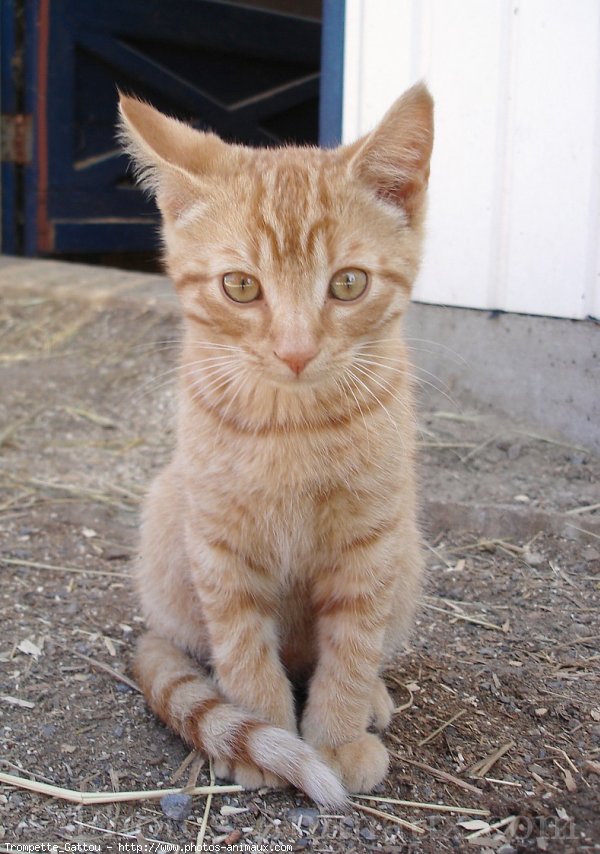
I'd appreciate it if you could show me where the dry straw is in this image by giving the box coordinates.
[0,771,242,805]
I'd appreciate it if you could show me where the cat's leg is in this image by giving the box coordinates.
[301,535,418,792]
[301,630,390,792]
[370,677,395,731]
[187,541,297,734]
[189,548,298,790]
[141,463,296,734]
[139,467,296,791]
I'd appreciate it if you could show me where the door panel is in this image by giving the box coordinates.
[17,0,322,256]
[1,0,20,253]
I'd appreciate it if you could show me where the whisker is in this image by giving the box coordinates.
[403,371,459,410]
[343,372,399,476]
[352,362,434,445]
[346,368,395,433]
[340,372,372,463]
[128,370,182,404]
[162,354,239,380]
[353,356,408,379]
[358,352,453,391]
[406,337,467,365]
[128,341,244,366]
[130,357,239,402]
[128,339,184,352]
[354,354,457,408]
[359,351,457,390]
[187,341,244,351]
[348,366,404,446]
[358,336,466,365]
[133,368,229,405]
[352,361,414,421]
[214,369,248,445]
[358,337,402,344]
[333,376,352,417]
[191,365,241,397]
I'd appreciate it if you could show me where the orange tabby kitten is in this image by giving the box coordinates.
[119,82,433,807]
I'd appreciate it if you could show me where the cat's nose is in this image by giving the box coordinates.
[274,344,318,375]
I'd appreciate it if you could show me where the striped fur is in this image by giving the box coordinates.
[119,83,433,804]
[134,633,346,806]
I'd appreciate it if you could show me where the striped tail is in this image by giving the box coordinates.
[133,632,347,808]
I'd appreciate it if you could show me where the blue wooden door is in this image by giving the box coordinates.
[1,0,339,257]
[1,0,24,254]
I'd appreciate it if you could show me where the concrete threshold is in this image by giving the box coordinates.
[406,303,599,455]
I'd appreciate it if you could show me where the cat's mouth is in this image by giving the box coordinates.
[270,370,324,388]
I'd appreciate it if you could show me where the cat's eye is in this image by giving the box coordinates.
[222,272,261,303]
[329,268,368,301]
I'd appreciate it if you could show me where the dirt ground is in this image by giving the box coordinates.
[1,259,599,854]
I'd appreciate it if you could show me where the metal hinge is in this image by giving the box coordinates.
[1,114,32,165]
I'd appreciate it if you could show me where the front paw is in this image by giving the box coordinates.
[319,734,388,793]
[370,678,394,731]
[213,758,288,791]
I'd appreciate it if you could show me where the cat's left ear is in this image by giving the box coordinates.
[347,82,434,223]
[117,93,228,220]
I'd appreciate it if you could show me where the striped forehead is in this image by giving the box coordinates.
[249,157,337,279]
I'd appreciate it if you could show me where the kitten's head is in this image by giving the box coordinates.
[119,85,433,425]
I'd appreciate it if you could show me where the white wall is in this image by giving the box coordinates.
[343,0,600,320]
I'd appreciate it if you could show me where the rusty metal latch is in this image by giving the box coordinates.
[0,114,33,165]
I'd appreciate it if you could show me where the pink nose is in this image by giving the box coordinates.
[274,346,318,375]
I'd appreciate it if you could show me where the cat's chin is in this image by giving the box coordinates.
[269,372,326,390]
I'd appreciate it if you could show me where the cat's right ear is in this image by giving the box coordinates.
[117,94,226,220]
[346,82,434,224]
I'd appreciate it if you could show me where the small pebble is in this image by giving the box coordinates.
[104,545,131,560]
[160,792,192,821]
[113,724,124,737]
[478,646,497,656]
[498,846,517,854]
[507,443,522,460]
[40,724,56,737]
[570,622,592,636]
[360,827,377,842]
[287,807,320,828]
